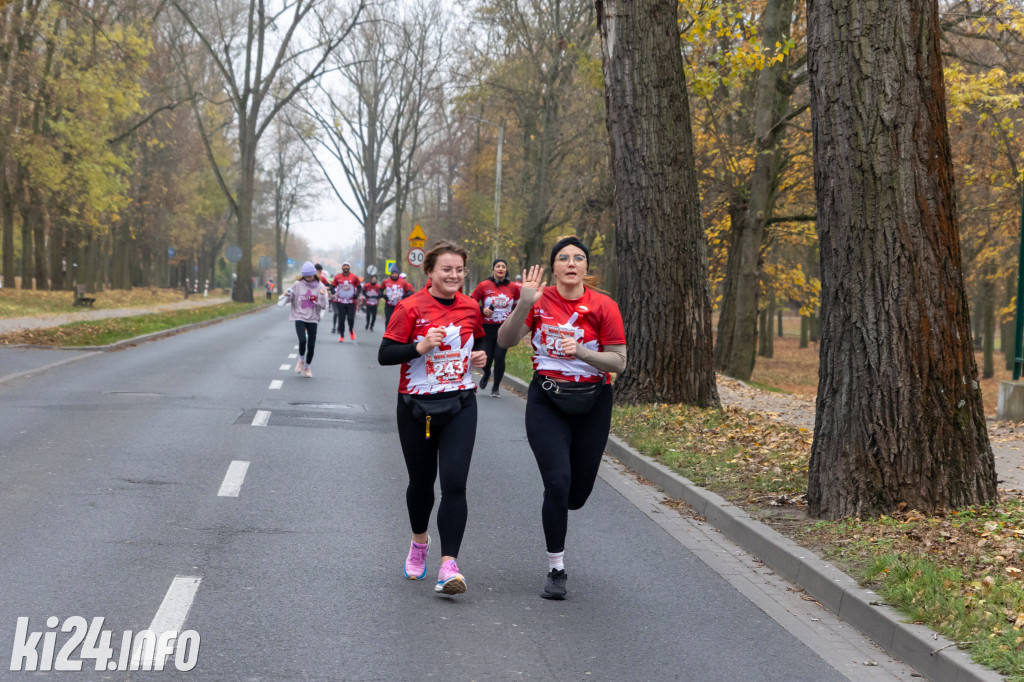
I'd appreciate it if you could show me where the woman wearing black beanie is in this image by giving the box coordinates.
[497,236,628,600]
[470,258,521,397]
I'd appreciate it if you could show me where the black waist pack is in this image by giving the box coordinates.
[536,374,602,415]
[402,391,470,438]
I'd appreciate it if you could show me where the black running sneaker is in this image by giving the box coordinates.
[541,569,567,600]
[479,370,490,390]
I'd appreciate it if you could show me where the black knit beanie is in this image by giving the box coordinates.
[549,236,589,269]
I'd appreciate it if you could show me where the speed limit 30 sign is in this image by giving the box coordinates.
[407,248,425,267]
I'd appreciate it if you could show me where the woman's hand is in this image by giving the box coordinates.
[560,333,577,358]
[470,350,487,368]
[482,306,493,319]
[518,265,546,307]
[415,327,446,355]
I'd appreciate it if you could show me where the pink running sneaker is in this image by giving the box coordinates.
[404,536,430,580]
[295,359,305,374]
[435,559,466,595]
[349,331,356,341]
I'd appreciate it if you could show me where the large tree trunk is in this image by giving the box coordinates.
[982,274,995,380]
[713,204,745,370]
[17,169,31,288]
[1003,275,1015,371]
[596,0,720,407]
[32,199,47,290]
[233,133,256,303]
[806,0,996,518]
[720,0,796,382]
[1,167,14,288]
[49,214,63,290]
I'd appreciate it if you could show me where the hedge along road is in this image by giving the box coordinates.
[0,307,920,680]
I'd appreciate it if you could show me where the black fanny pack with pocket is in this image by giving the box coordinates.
[402,391,471,438]
[535,373,603,416]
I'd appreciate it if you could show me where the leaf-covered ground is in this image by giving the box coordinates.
[612,398,1024,678]
[0,286,199,317]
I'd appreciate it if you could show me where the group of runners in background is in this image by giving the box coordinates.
[279,236,627,601]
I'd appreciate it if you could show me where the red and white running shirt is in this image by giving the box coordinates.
[524,287,626,384]
[471,279,520,325]
[363,282,381,305]
[384,289,485,395]
[383,278,415,306]
[331,273,361,304]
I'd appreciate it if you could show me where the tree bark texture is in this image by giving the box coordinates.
[806,0,996,518]
[717,0,797,382]
[1,167,14,288]
[982,275,995,380]
[232,128,256,303]
[713,205,744,371]
[1003,276,1014,371]
[596,0,720,407]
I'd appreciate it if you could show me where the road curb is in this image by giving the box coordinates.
[495,371,1002,682]
[0,305,272,387]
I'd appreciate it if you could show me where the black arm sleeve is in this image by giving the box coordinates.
[378,337,421,366]
[473,337,486,352]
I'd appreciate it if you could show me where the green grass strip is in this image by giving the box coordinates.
[1,301,269,347]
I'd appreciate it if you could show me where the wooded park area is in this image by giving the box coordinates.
[1,0,1021,517]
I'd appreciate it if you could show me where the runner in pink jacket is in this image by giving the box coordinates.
[281,261,329,377]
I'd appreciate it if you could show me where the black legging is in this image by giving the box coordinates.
[338,303,357,336]
[479,325,506,387]
[525,378,614,553]
[365,301,378,330]
[396,391,477,558]
[384,304,397,330]
[331,302,342,332]
[294,321,318,365]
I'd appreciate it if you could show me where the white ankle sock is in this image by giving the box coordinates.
[547,551,564,571]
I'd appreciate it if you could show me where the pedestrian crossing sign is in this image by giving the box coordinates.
[408,224,427,249]
[385,259,397,275]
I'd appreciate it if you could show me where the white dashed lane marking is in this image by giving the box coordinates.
[130,576,201,670]
[269,380,283,390]
[279,364,291,371]
[288,354,298,359]
[218,461,250,497]
[252,410,271,427]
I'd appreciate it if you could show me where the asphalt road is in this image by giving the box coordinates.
[0,309,911,680]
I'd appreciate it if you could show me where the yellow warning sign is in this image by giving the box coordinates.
[408,224,427,248]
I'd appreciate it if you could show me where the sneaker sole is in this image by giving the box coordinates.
[404,567,427,580]
[541,590,566,600]
[435,576,466,595]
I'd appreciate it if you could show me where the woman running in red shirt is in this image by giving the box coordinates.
[471,258,520,397]
[378,241,487,595]
[498,236,627,600]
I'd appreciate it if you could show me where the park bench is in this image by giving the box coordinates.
[72,284,96,308]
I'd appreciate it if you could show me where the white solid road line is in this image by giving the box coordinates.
[218,461,250,497]
[269,380,283,390]
[288,353,298,359]
[294,345,299,350]
[130,575,202,670]
[279,364,291,371]
[252,410,271,427]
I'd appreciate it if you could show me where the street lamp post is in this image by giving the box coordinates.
[469,116,504,262]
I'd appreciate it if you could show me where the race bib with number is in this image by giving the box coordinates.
[540,323,584,358]
[425,349,468,385]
